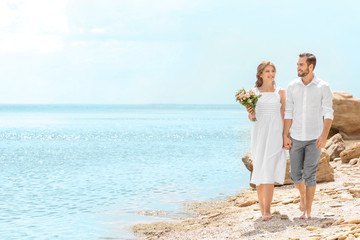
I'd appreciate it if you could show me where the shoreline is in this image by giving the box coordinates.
[133,145,360,239]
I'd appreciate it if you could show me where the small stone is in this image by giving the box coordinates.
[330,204,344,208]
[321,220,335,227]
[236,198,257,207]
[282,199,295,204]
[324,212,335,217]
[349,158,359,165]
[280,214,289,220]
[345,220,360,224]
[332,218,345,226]
[327,234,346,240]
[349,188,360,193]
[306,226,322,231]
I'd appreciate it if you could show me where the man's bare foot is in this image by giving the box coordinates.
[306,215,311,220]
[262,214,272,221]
[300,212,306,219]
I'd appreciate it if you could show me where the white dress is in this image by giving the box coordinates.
[250,87,286,186]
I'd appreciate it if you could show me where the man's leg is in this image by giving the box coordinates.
[305,186,316,219]
[289,138,306,216]
[303,140,321,219]
[295,180,306,215]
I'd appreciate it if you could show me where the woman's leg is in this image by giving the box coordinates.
[263,184,274,220]
[256,184,265,217]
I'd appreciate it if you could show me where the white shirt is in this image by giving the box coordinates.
[284,75,334,141]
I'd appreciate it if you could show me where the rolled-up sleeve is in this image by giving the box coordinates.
[284,84,293,119]
[322,84,334,120]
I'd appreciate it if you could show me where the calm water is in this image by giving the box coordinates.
[0,104,251,239]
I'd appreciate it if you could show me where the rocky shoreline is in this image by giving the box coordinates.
[132,92,360,240]
[133,141,360,240]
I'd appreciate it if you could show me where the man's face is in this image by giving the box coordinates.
[297,57,310,77]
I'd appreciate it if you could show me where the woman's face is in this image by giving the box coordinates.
[260,65,276,83]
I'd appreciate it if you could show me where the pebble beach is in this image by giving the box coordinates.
[133,143,360,240]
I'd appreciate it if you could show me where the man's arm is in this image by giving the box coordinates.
[316,119,332,149]
[316,84,334,149]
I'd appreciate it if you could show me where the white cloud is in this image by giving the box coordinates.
[0,0,68,53]
[71,41,88,47]
[0,32,63,53]
[90,28,106,33]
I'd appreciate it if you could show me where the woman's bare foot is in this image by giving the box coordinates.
[300,212,306,219]
[262,214,272,221]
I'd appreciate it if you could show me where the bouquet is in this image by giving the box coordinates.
[235,88,261,121]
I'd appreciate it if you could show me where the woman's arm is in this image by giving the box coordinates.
[246,106,254,121]
[279,89,286,125]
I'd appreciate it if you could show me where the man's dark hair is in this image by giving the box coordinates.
[299,53,316,70]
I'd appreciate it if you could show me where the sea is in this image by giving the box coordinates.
[0,104,251,239]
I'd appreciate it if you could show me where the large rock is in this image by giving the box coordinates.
[241,151,253,171]
[331,92,360,140]
[316,150,335,183]
[243,149,334,188]
[340,143,360,163]
[325,133,346,161]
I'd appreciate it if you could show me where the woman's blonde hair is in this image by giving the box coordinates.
[255,61,276,87]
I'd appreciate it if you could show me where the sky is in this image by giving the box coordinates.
[0,0,359,104]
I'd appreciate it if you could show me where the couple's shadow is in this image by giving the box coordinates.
[241,214,335,237]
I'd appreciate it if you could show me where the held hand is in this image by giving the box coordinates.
[316,135,327,149]
[283,136,292,150]
[246,106,254,114]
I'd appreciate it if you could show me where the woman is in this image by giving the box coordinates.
[246,61,287,221]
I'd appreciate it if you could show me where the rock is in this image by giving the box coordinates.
[281,198,295,204]
[324,212,335,217]
[316,150,335,183]
[325,133,346,161]
[330,204,344,208]
[234,197,257,207]
[327,234,347,240]
[340,143,360,163]
[349,158,359,165]
[332,218,345,226]
[344,220,360,224]
[241,151,253,171]
[331,92,360,140]
[349,188,360,198]
[306,226,322,231]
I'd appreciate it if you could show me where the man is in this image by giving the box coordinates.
[283,53,333,220]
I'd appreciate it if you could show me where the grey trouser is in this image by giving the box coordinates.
[289,137,321,186]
